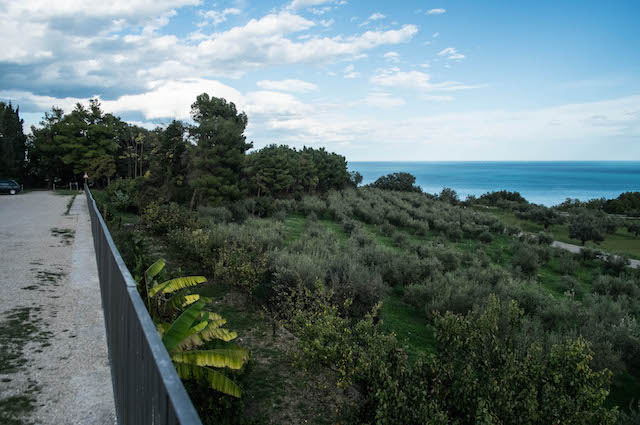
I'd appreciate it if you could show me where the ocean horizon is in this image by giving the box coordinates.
[348,161,640,207]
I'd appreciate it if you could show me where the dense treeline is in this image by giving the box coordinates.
[558,192,640,217]
[6,95,353,208]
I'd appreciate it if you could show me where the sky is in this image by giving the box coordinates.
[1,0,639,161]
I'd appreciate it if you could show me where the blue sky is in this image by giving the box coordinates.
[1,0,639,160]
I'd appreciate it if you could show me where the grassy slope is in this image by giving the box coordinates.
[104,197,638,418]
[479,206,640,260]
[285,212,640,411]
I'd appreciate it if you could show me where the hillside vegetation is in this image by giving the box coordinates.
[22,94,640,424]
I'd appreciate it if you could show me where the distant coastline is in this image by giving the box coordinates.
[348,161,640,206]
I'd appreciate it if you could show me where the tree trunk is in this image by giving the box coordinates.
[190,188,199,211]
[140,140,144,176]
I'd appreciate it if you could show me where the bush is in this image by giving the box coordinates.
[341,219,359,235]
[229,201,249,223]
[445,225,463,242]
[579,247,601,262]
[391,231,409,247]
[198,206,232,224]
[299,195,327,217]
[557,275,585,297]
[379,221,395,237]
[478,230,493,244]
[602,254,631,275]
[591,275,638,300]
[537,231,553,245]
[143,202,195,234]
[554,252,579,276]
[430,296,618,425]
[513,245,539,277]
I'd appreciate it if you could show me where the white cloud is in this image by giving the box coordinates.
[199,8,241,26]
[343,64,360,78]
[384,51,400,62]
[5,85,639,161]
[319,19,335,27]
[102,79,244,120]
[427,8,446,15]
[194,15,417,71]
[256,79,318,93]
[261,95,640,159]
[288,0,333,10]
[438,47,465,60]
[363,92,406,108]
[371,68,481,91]
[360,12,386,27]
[422,95,454,102]
[368,13,386,21]
[432,32,440,38]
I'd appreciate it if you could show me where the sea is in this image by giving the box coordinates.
[347,161,640,207]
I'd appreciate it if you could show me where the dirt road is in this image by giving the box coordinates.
[551,240,640,269]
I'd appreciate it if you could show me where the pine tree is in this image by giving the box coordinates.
[189,94,252,206]
[0,102,27,179]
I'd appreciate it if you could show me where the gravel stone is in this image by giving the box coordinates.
[0,191,116,424]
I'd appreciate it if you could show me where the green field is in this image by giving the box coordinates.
[478,206,640,260]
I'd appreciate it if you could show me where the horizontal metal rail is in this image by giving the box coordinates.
[85,185,203,425]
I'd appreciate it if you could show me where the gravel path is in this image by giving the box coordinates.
[551,240,640,269]
[0,191,116,424]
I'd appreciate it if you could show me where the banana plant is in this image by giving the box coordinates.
[158,299,249,397]
[140,259,208,317]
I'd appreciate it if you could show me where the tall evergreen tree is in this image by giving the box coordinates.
[0,102,27,179]
[189,93,252,206]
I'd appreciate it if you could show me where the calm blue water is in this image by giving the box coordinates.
[348,162,640,206]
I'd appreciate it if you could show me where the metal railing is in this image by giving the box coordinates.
[85,185,203,425]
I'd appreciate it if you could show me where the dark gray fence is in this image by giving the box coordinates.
[85,185,203,425]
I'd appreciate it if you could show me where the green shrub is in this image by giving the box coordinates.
[198,206,232,224]
[143,202,196,234]
[299,195,327,217]
[391,231,409,247]
[478,230,493,244]
[580,247,601,262]
[379,221,395,237]
[341,219,359,235]
[513,245,539,277]
[537,231,553,245]
[602,254,630,275]
[557,275,585,298]
[228,201,249,223]
[554,252,579,276]
[445,225,463,242]
[430,295,618,425]
[591,275,638,300]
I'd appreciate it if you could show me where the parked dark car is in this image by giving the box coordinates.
[0,180,21,195]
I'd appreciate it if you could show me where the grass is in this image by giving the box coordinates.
[380,294,436,358]
[480,207,640,260]
[110,214,344,425]
[0,306,51,425]
[53,189,82,197]
[64,195,76,215]
[103,195,640,417]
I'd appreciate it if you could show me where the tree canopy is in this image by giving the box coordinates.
[368,172,422,192]
[0,102,27,179]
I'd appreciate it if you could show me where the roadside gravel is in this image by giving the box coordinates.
[0,191,115,425]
